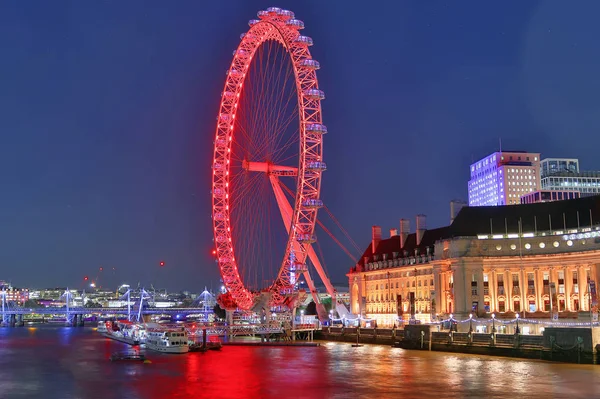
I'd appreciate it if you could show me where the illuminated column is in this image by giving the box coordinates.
[520,267,527,314]
[452,263,467,316]
[578,265,585,311]
[565,266,572,311]
[432,265,443,317]
[490,270,497,313]
[534,268,542,312]
[506,269,513,312]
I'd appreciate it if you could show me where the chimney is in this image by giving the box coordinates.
[450,200,467,224]
[371,226,382,253]
[416,214,427,246]
[389,228,398,238]
[399,219,410,248]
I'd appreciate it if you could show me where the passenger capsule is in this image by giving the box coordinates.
[249,19,260,26]
[301,198,324,208]
[222,91,235,98]
[266,7,282,13]
[228,69,243,77]
[305,123,327,134]
[257,10,269,18]
[306,161,327,171]
[233,49,249,57]
[278,9,295,18]
[299,59,320,69]
[295,36,313,46]
[303,89,325,100]
[219,114,232,122]
[286,19,305,29]
[296,233,316,243]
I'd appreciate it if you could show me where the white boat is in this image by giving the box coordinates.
[142,325,189,354]
[97,321,108,333]
[103,321,142,346]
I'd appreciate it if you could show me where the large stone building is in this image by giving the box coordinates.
[347,196,600,330]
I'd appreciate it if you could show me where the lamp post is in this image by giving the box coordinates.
[491,313,496,333]
[469,313,473,333]
[300,309,304,325]
[329,309,334,326]
[515,313,520,335]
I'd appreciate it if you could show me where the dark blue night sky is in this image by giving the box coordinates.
[1,1,599,291]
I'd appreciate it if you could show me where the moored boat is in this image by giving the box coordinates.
[142,325,189,354]
[97,321,108,333]
[103,320,142,346]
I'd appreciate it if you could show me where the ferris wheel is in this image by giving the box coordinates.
[211,7,335,315]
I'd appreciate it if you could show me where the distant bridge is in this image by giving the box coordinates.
[1,307,210,316]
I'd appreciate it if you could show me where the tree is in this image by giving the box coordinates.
[305,301,317,315]
[213,304,226,320]
[23,299,39,308]
[321,297,332,313]
[85,300,101,308]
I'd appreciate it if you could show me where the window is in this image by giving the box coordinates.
[497,274,504,295]
[558,271,565,294]
[499,300,506,313]
[543,273,550,295]
[512,274,519,286]
[529,300,536,312]
[483,275,489,295]
[513,300,520,312]
[544,299,550,312]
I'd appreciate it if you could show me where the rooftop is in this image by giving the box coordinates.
[355,195,600,268]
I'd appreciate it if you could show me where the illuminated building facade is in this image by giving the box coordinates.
[541,171,600,197]
[348,196,600,329]
[468,151,540,206]
[0,281,29,305]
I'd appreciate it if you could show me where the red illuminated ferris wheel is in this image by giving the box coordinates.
[211,7,334,312]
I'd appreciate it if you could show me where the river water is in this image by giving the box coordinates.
[1,325,600,399]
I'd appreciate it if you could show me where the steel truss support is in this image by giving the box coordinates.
[270,175,334,321]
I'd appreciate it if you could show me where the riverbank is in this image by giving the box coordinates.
[317,325,600,364]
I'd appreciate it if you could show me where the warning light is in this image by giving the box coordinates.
[99,267,103,271]
[159,261,165,267]
[84,276,89,281]
[212,250,216,255]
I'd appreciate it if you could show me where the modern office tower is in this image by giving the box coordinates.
[468,151,541,206]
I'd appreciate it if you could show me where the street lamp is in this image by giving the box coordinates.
[469,313,473,333]
[515,313,520,335]
[491,313,496,333]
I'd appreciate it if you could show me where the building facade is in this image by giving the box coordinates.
[0,281,29,305]
[468,151,541,206]
[520,190,580,204]
[541,158,579,178]
[348,196,600,331]
[541,171,600,197]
